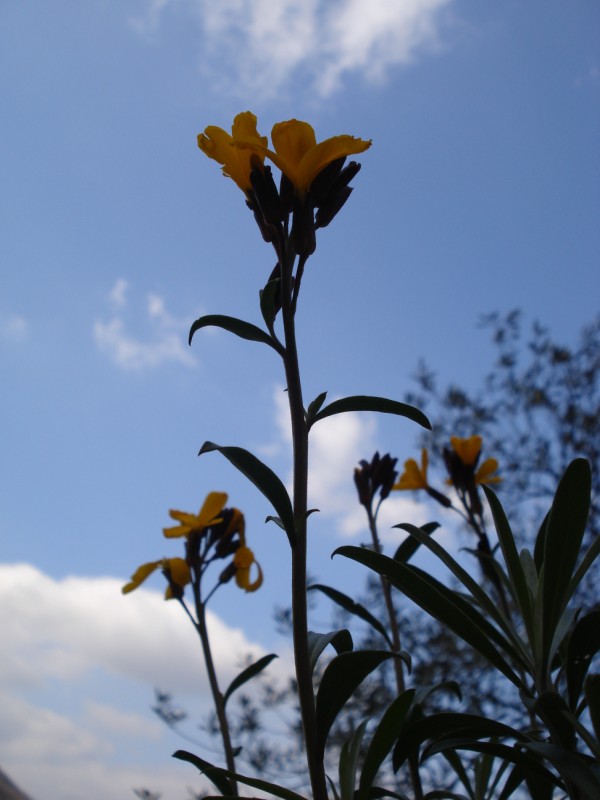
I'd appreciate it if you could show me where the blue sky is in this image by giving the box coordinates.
[1,1,599,797]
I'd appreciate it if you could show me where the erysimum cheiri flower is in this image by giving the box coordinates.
[163,491,227,538]
[122,557,190,600]
[239,118,372,197]
[197,112,267,194]
[197,112,371,259]
[392,449,452,508]
[444,435,501,517]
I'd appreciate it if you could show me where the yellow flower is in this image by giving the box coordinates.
[233,545,263,593]
[449,436,501,485]
[197,112,267,192]
[163,491,227,538]
[238,118,372,195]
[393,449,429,491]
[122,557,190,599]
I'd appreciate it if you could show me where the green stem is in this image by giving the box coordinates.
[281,245,328,800]
[194,595,238,794]
[366,505,405,694]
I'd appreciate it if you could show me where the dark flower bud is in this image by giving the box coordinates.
[310,157,346,207]
[315,186,352,229]
[218,562,237,585]
[354,452,398,509]
[279,173,295,216]
[250,164,286,226]
[291,197,316,257]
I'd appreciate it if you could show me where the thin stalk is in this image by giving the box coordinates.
[366,505,405,695]
[193,594,238,794]
[280,244,328,800]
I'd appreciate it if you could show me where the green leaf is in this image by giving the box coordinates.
[326,774,342,800]
[334,546,523,687]
[394,713,530,772]
[259,278,280,330]
[358,691,415,800]
[423,740,561,795]
[174,750,308,800]
[569,532,600,597]
[308,629,354,674]
[541,458,591,664]
[309,396,431,430]
[198,442,295,543]
[483,485,534,640]
[309,583,393,648]
[392,523,523,659]
[339,719,368,800]
[306,391,328,425]
[533,692,576,751]
[223,653,278,708]
[533,511,549,572]
[523,742,600,798]
[173,751,233,796]
[393,522,439,564]
[316,650,394,762]
[188,313,281,352]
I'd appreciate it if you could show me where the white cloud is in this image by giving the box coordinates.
[94,280,196,371]
[0,313,28,343]
[131,0,454,99]
[0,562,275,800]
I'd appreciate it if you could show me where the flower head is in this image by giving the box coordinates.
[122,557,190,600]
[197,112,267,193]
[446,436,501,487]
[163,491,227,539]
[238,118,371,196]
[393,449,429,491]
[354,452,398,509]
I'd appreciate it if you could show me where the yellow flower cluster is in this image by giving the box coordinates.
[198,112,371,196]
[122,492,262,599]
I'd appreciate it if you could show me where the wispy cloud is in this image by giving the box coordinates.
[93,280,196,371]
[131,0,454,100]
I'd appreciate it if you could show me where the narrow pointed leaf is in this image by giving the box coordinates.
[223,654,278,707]
[335,546,523,686]
[306,391,328,425]
[569,533,600,597]
[316,651,393,761]
[174,750,308,800]
[523,742,600,798]
[173,751,233,796]
[542,458,591,661]
[358,691,415,800]
[188,313,280,351]
[199,442,295,542]
[339,719,368,800]
[308,629,354,674]
[259,278,280,330]
[310,396,431,430]
[483,485,533,634]
[309,583,393,647]
[393,522,439,564]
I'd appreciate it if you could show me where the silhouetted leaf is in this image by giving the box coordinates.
[393,522,439,564]
[188,314,281,352]
[309,583,393,648]
[310,396,431,430]
[199,442,295,543]
[308,629,353,674]
[223,654,278,707]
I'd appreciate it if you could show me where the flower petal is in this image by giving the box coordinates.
[165,557,191,588]
[475,458,502,485]
[197,491,228,526]
[122,560,161,594]
[297,135,372,194]
[451,436,482,466]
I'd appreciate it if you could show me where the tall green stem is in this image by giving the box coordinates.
[194,597,238,795]
[281,245,328,800]
[366,507,405,695]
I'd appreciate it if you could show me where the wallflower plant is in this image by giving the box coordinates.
[125,111,599,800]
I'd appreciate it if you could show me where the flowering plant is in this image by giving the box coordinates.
[125,113,599,800]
